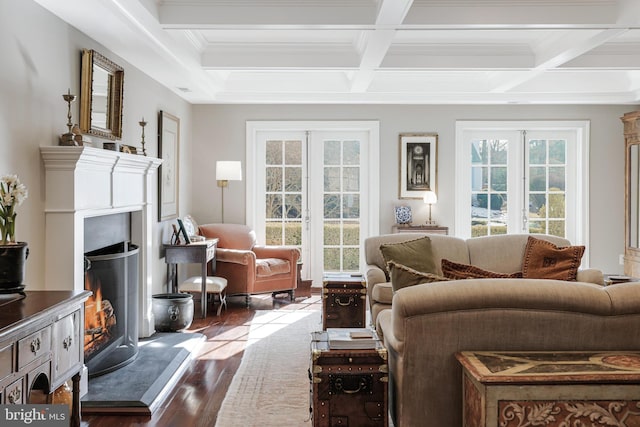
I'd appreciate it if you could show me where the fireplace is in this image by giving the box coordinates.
[40,146,162,339]
[84,241,139,377]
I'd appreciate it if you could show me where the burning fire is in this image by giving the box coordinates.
[84,273,116,357]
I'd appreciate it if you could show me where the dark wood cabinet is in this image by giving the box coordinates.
[0,291,90,427]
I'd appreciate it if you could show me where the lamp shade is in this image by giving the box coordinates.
[216,161,242,181]
[423,191,438,204]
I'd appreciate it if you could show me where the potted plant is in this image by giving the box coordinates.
[0,174,29,292]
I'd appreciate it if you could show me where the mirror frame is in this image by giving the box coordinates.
[622,110,640,276]
[79,49,124,140]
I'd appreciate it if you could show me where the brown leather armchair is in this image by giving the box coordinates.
[198,223,300,306]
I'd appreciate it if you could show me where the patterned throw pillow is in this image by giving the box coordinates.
[441,259,523,280]
[522,236,585,281]
[387,260,448,292]
[379,236,438,277]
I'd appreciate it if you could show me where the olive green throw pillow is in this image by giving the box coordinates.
[387,260,448,292]
[379,236,437,279]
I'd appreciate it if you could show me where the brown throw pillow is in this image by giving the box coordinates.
[379,236,437,277]
[441,259,523,280]
[387,260,448,292]
[522,236,585,281]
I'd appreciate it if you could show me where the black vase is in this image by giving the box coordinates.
[0,242,29,293]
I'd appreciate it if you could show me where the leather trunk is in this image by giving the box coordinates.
[322,274,366,329]
[310,331,388,427]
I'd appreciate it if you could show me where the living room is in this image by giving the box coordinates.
[1,0,639,425]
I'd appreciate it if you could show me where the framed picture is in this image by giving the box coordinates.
[158,111,180,221]
[399,133,437,199]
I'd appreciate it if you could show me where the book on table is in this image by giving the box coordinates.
[326,328,378,349]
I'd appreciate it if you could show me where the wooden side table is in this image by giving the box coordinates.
[322,273,366,329]
[164,238,218,318]
[391,224,448,234]
[457,350,640,427]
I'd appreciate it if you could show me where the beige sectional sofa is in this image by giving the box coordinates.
[364,233,640,426]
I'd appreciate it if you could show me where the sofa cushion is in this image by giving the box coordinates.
[371,282,394,305]
[388,260,449,291]
[256,258,290,277]
[522,236,585,281]
[379,236,438,276]
[441,259,523,280]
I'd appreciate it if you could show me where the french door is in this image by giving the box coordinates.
[455,121,589,257]
[246,121,380,285]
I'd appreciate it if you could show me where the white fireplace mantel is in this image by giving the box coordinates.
[40,146,162,337]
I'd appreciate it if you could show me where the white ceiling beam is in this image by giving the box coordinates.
[158,0,377,28]
[491,28,629,93]
[350,0,413,92]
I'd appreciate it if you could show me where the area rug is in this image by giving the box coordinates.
[82,331,204,415]
[215,309,322,427]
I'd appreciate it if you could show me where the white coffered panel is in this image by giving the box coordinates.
[34,0,640,103]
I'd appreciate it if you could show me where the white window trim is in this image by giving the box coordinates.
[455,120,590,266]
[246,120,381,239]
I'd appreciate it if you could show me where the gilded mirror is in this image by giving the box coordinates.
[622,111,640,276]
[80,49,124,140]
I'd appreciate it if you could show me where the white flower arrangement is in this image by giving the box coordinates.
[0,175,28,245]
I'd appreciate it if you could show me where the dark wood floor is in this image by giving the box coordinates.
[81,292,322,427]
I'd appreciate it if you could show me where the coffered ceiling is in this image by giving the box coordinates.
[34,0,640,104]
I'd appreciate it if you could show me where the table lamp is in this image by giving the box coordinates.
[423,191,438,225]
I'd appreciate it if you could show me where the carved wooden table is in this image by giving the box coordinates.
[0,290,91,427]
[457,350,640,427]
[164,239,218,318]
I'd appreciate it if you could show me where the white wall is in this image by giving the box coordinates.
[0,0,192,296]
[192,104,638,274]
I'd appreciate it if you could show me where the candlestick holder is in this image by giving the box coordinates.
[59,89,81,146]
[139,117,147,156]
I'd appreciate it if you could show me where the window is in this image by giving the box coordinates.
[455,121,589,260]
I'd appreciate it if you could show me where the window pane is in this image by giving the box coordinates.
[343,221,359,245]
[529,193,546,216]
[343,248,359,271]
[343,167,359,192]
[342,194,360,219]
[549,167,565,191]
[529,139,546,164]
[285,194,301,219]
[324,140,340,165]
[529,220,546,234]
[490,224,507,235]
[491,140,508,165]
[471,166,487,191]
[549,140,566,164]
[490,167,507,191]
[324,248,340,271]
[548,220,565,238]
[472,194,488,219]
[343,140,360,165]
[265,221,282,245]
[324,167,340,192]
[324,194,340,218]
[265,194,282,219]
[284,140,301,165]
[266,167,282,192]
[471,221,489,237]
[324,222,340,245]
[472,140,488,165]
[529,167,546,191]
[266,140,282,165]
[285,167,301,192]
[548,193,565,218]
[285,222,302,245]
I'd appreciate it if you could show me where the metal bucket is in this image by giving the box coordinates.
[152,293,194,332]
